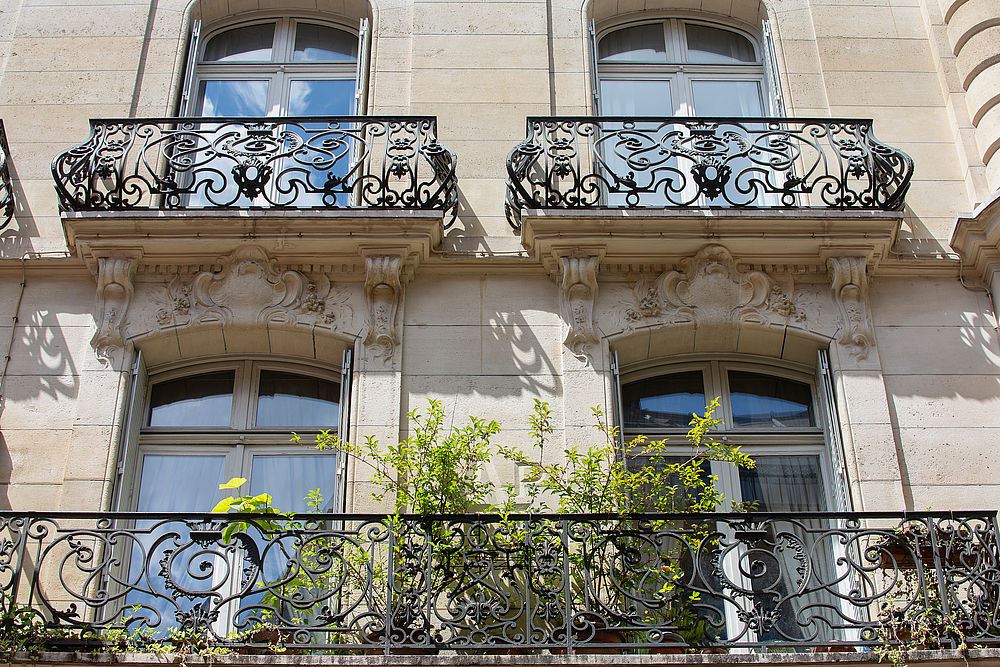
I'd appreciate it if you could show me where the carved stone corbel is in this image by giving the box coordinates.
[828,256,875,360]
[558,254,601,355]
[91,251,141,363]
[363,254,404,360]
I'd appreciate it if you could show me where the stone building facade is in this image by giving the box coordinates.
[0,0,1000,657]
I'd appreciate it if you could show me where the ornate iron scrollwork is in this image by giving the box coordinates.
[0,511,996,652]
[506,117,915,230]
[51,117,459,224]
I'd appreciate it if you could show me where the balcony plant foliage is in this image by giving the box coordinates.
[497,397,756,650]
[209,397,752,652]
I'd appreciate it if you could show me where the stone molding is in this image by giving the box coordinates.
[363,252,405,361]
[827,256,875,361]
[91,250,142,364]
[613,244,803,334]
[153,246,353,332]
[557,254,601,355]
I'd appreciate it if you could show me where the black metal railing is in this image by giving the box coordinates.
[51,117,458,219]
[0,121,14,230]
[2,511,997,654]
[505,117,914,230]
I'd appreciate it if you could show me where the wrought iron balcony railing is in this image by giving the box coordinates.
[51,117,458,219]
[0,121,14,230]
[2,510,997,654]
[505,117,914,230]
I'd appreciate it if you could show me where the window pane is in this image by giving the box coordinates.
[287,79,356,115]
[249,454,338,512]
[149,371,235,427]
[738,455,826,512]
[728,371,814,427]
[623,371,706,430]
[196,80,268,116]
[685,24,756,64]
[599,24,667,63]
[203,24,275,62]
[136,454,228,511]
[691,80,763,116]
[255,371,339,427]
[599,79,672,116]
[293,23,357,62]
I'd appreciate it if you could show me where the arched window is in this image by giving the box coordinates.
[131,359,343,514]
[190,18,361,118]
[596,19,766,117]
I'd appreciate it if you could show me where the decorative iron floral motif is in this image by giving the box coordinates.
[2,511,996,652]
[506,117,914,230]
[52,117,458,223]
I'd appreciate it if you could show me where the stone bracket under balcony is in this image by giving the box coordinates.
[521,207,903,272]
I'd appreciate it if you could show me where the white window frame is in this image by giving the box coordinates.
[193,16,360,117]
[618,355,849,647]
[595,17,768,117]
[131,357,344,509]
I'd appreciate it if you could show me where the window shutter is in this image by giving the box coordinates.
[177,20,202,116]
[761,19,785,116]
[816,348,853,512]
[353,18,371,115]
[110,349,147,512]
[588,19,601,113]
[610,350,625,452]
[335,348,354,511]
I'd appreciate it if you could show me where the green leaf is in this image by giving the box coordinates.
[219,477,247,490]
[211,497,236,513]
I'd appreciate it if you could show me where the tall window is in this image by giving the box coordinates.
[192,18,359,118]
[133,359,342,514]
[621,359,844,644]
[126,359,343,635]
[597,19,766,117]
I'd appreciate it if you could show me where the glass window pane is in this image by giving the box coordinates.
[728,371,814,427]
[599,79,672,116]
[685,24,756,64]
[293,23,357,62]
[249,454,338,512]
[196,80,268,117]
[203,24,275,62]
[255,370,339,428]
[148,371,235,427]
[623,371,706,430]
[738,455,826,512]
[691,80,763,116]
[599,24,667,63]
[136,454,228,511]
[287,79,356,115]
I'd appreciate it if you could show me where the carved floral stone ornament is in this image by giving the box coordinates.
[558,255,600,355]
[828,255,874,360]
[153,246,353,330]
[363,254,404,361]
[92,251,141,364]
[614,244,804,332]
